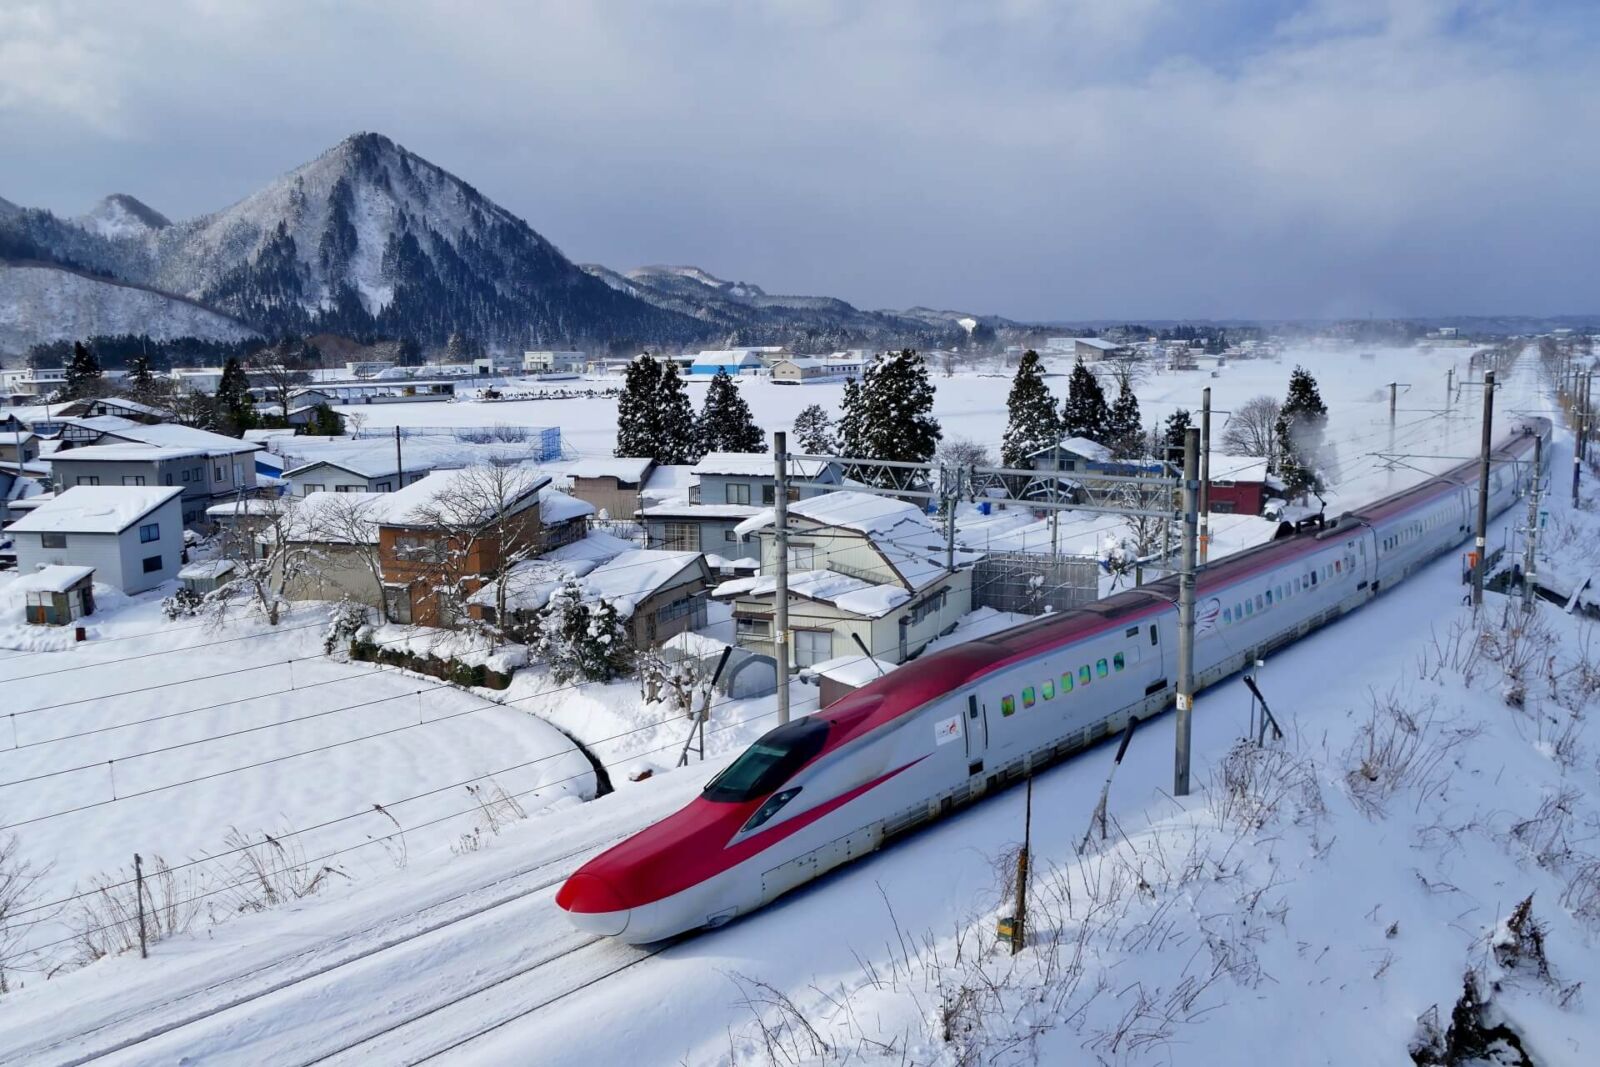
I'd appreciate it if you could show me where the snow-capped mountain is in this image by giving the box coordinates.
[0,132,1003,354]
[582,262,990,349]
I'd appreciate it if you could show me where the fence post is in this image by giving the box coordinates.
[134,852,147,959]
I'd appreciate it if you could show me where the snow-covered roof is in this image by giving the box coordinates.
[690,349,763,367]
[640,502,764,519]
[715,568,912,619]
[1210,455,1272,482]
[661,629,734,659]
[542,529,636,565]
[278,436,539,480]
[97,423,260,456]
[50,444,207,463]
[179,559,236,580]
[464,531,637,613]
[537,487,596,524]
[7,485,182,535]
[1056,437,1113,461]
[377,466,551,527]
[581,549,704,611]
[773,358,827,370]
[9,564,95,594]
[691,452,833,478]
[205,498,286,517]
[563,457,655,483]
[1074,337,1124,350]
[285,491,385,543]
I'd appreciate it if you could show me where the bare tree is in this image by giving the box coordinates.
[300,492,390,621]
[252,360,310,420]
[1103,355,1148,394]
[0,835,48,995]
[397,464,550,627]
[162,384,218,430]
[1220,395,1282,459]
[209,496,324,626]
[936,436,993,470]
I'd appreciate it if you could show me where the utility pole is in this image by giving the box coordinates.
[1389,381,1398,426]
[1522,435,1542,614]
[1173,427,1199,797]
[943,465,958,573]
[1199,387,1212,565]
[134,853,147,959]
[1573,378,1586,508]
[394,425,404,489]
[1472,371,1496,609]
[1446,366,1454,412]
[773,431,791,725]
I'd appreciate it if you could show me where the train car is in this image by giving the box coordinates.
[558,418,1550,943]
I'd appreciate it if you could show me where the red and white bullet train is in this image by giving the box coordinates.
[558,417,1551,943]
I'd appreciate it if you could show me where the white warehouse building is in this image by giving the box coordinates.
[7,485,186,595]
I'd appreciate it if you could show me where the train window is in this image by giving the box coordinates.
[1335,560,1342,573]
[1079,665,1092,686]
[1265,590,1273,606]
[703,717,830,802]
[1310,571,1317,586]
[1022,687,1036,708]
[1125,626,1139,638]
[1096,658,1108,678]
[1149,624,1158,645]
[1245,600,1253,616]
[1062,672,1073,693]
[1223,608,1232,624]
[1113,652,1125,671]
[1255,594,1263,610]
[1043,680,1055,700]
[1001,695,1016,717]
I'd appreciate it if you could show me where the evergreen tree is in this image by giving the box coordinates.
[62,341,104,400]
[1060,357,1110,444]
[857,349,941,465]
[579,598,634,681]
[214,357,257,435]
[126,351,157,403]
[695,369,766,454]
[615,354,663,458]
[792,404,837,454]
[653,362,700,464]
[837,377,866,457]
[1162,408,1192,456]
[1278,365,1329,494]
[1000,350,1060,468]
[1107,379,1143,458]
[534,582,633,683]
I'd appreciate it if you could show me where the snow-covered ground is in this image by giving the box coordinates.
[7,344,1596,1064]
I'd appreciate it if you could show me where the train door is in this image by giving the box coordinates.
[1142,620,1170,703]
[963,693,988,774]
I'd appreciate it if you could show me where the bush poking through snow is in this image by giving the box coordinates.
[1343,690,1475,817]
[160,587,204,620]
[323,598,372,656]
[69,854,201,964]
[533,582,633,684]
[1207,738,1324,833]
[214,828,349,914]
[0,835,48,995]
[1410,969,1533,1067]
[1492,895,1551,982]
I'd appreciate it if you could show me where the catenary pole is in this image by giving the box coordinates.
[1199,387,1211,565]
[1523,434,1542,614]
[773,431,791,725]
[1173,427,1199,796]
[1473,371,1496,608]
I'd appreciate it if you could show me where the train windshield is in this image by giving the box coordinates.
[703,718,830,803]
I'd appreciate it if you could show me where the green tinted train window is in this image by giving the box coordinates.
[1113,652,1125,671]
[1001,695,1015,716]
[1078,666,1091,686]
[1061,672,1073,693]
[1096,658,1108,678]
[1043,679,1055,699]
[1022,687,1035,708]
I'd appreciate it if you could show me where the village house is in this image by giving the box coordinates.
[689,350,767,376]
[8,485,185,594]
[579,549,713,649]
[558,457,655,521]
[50,422,263,526]
[715,490,979,671]
[639,453,842,566]
[522,350,587,375]
[13,565,96,626]
[1205,455,1283,516]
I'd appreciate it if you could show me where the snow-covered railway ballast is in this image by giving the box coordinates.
[557,418,1552,943]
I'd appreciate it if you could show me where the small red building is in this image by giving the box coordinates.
[1206,455,1280,516]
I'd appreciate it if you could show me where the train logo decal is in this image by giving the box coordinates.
[934,715,962,745]
[1196,597,1222,634]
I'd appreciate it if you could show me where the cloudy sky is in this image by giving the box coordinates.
[2,0,1596,321]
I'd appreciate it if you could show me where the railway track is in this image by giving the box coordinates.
[7,826,653,1067]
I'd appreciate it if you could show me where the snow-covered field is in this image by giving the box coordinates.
[0,586,595,967]
[7,344,1597,1064]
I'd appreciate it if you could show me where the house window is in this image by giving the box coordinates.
[182,469,192,482]
[193,467,203,483]
[787,543,817,570]
[163,474,173,485]
[762,485,776,505]
[122,475,146,486]
[394,534,441,561]
[736,615,772,638]
[662,522,699,551]
[41,532,66,549]
[1001,695,1016,716]
[76,475,100,486]
[376,481,392,492]
[142,555,162,573]
[725,483,751,505]
[383,585,413,625]
[908,589,948,626]
[139,523,160,543]
[303,483,324,495]
[724,529,738,542]
[335,485,364,493]
[215,465,227,481]
[794,629,832,667]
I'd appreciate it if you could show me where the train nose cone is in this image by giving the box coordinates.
[556,872,631,936]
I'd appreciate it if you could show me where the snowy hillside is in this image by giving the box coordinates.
[0,262,258,354]
[73,194,171,240]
